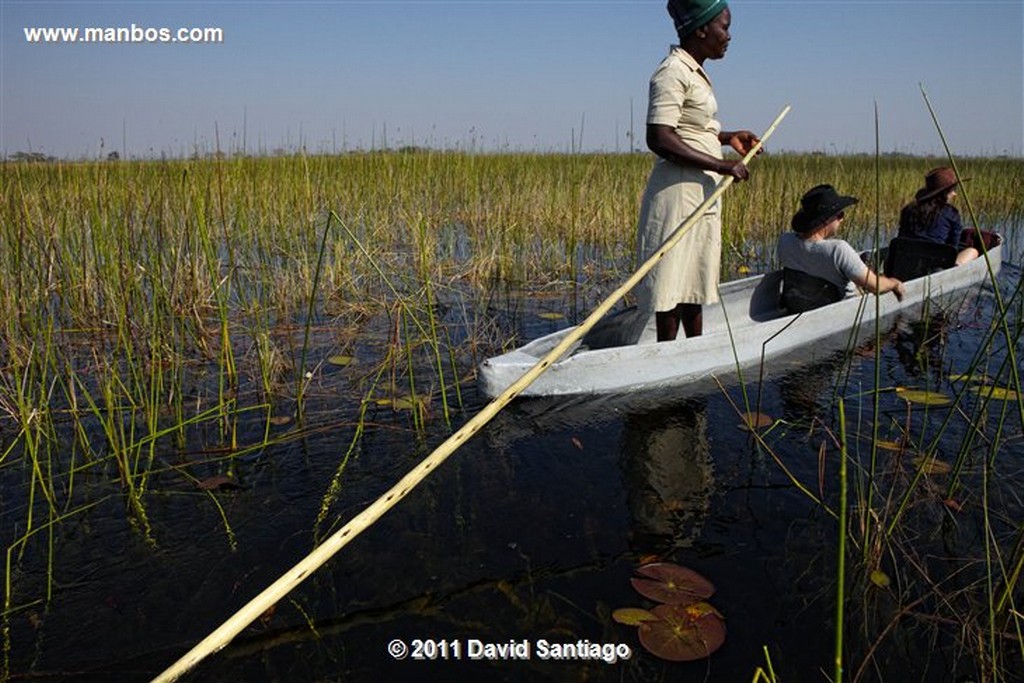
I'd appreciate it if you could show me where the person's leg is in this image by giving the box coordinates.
[656,303,703,341]
[955,246,979,265]
[655,308,681,342]
[679,303,702,338]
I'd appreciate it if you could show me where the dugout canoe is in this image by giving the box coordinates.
[477,241,1003,399]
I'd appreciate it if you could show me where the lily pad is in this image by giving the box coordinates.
[630,563,715,606]
[327,354,356,366]
[739,412,773,431]
[682,600,724,620]
[969,385,1020,401]
[637,602,726,662]
[375,396,419,410]
[942,374,991,385]
[612,607,659,626]
[895,388,952,406]
[912,454,952,475]
[197,475,241,491]
[869,569,891,588]
[391,396,419,410]
[537,311,565,321]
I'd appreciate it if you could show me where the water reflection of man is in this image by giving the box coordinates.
[774,311,952,420]
[893,313,950,378]
[777,361,837,420]
[620,399,713,557]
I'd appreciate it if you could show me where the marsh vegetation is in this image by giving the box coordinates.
[1,151,1022,681]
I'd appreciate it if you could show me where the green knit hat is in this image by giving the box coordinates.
[667,0,728,37]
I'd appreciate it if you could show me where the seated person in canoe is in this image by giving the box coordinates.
[896,166,981,266]
[777,184,904,313]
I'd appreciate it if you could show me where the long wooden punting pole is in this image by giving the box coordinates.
[153,104,790,683]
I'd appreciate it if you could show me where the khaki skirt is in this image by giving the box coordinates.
[634,161,722,313]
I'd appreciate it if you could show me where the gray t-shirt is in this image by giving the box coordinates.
[776,232,868,293]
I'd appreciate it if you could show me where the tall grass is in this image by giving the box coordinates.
[0,150,1021,679]
[734,269,1022,678]
[2,150,1020,500]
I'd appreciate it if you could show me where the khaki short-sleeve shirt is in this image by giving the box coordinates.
[646,46,722,158]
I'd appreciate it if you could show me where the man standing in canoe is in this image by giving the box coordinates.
[635,0,760,342]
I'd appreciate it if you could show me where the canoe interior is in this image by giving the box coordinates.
[478,243,1002,398]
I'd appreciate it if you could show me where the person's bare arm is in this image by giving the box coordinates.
[853,267,905,301]
[646,124,749,180]
[719,129,761,156]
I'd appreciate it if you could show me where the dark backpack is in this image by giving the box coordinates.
[780,268,843,314]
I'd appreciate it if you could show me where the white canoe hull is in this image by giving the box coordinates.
[478,245,1002,398]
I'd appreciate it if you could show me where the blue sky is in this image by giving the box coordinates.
[2,1,1022,159]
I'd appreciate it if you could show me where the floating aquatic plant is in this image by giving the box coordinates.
[869,569,892,588]
[894,388,952,406]
[611,607,659,626]
[969,385,1020,401]
[615,562,726,662]
[629,562,715,605]
[374,396,419,410]
[197,474,242,492]
[638,602,727,662]
[911,453,952,475]
[739,411,773,431]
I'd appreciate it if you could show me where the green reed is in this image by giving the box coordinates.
[757,302,1021,680]
[721,177,1019,681]
[836,398,850,683]
[1,150,1021,677]
[4,149,1019,488]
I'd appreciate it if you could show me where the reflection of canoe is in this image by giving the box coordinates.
[478,242,1003,398]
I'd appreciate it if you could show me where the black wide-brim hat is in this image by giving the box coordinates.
[791,184,859,234]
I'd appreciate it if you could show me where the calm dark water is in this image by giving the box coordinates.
[4,243,1022,682]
